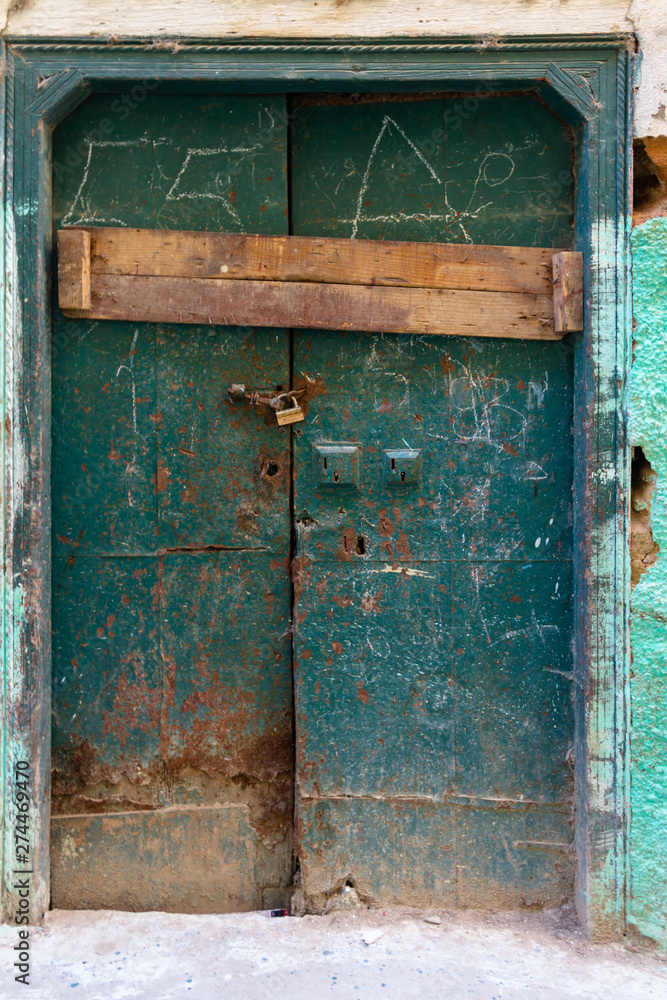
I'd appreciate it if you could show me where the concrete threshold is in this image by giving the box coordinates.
[1,905,666,999]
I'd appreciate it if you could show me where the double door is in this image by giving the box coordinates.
[51,91,575,912]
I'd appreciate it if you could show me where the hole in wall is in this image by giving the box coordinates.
[633,137,667,224]
[356,536,366,556]
[319,873,375,914]
[630,445,660,589]
[633,140,663,209]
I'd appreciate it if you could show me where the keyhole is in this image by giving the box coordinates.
[333,471,340,483]
[400,470,406,482]
[356,536,366,555]
[261,460,279,479]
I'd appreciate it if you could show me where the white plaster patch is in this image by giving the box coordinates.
[1,0,634,39]
[630,0,667,136]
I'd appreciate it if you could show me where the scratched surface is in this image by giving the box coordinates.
[52,90,576,914]
[291,95,575,910]
[51,94,294,911]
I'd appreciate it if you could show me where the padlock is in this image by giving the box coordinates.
[275,395,305,426]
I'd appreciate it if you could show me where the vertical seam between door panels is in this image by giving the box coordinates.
[441,94,459,907]
[151,99,167,776]
[286,92,298,885]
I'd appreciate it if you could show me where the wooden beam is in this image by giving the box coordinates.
[58,227,584,340]
[553,251,584,332]
[62,272,559,340]
[83,227,560,295]
[57,228,91,310]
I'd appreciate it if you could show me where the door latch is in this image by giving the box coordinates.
[226,384,305,425]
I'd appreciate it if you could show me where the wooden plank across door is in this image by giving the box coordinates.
[58,227,584,340]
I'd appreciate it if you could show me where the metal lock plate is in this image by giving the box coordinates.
[313,443,362,487]
[275,397,305,426]
[383,448,422,486]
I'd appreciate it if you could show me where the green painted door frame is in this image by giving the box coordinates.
[0,36,633,939]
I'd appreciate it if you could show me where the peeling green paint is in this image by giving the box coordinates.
[0,42,6,919]
[0,38,633,935]
[628,218,667,949]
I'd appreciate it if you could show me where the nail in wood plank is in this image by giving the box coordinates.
[552,252,584,332]
[58,229,91,311]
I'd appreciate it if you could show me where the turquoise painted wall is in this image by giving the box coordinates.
[629,218,667,949]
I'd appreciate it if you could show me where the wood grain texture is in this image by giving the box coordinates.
[4,0,635,42]
[553,252,584,332]
[57,228,91,310]
[64,272,559,340]
[82,226,561,295]
[5,37,630,936]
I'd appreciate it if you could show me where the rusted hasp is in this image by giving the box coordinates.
[226,384,306,425]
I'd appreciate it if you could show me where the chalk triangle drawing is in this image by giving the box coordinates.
[350,115,442,239]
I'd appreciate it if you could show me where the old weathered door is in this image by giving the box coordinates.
[51,94,294,912]
[52,89,576,914]
[290,94,576,911]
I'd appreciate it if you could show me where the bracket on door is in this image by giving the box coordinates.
[57,227,583,341]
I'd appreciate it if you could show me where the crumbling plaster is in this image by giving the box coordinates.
[630,0,667,137]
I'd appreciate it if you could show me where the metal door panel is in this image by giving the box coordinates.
[51,93,293,912]
[160,550,292,780]
[155,324,290,548]
[291,94,575,910]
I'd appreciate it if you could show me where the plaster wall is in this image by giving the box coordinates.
[2,0,667,952]
[628,221,667,950]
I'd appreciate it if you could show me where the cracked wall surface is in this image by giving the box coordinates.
[630,447,659,589]
[628,219,667,949]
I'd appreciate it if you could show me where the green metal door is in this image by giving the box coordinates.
[290,94,575,911]
[52,89,575,913]
[51,94,294,912]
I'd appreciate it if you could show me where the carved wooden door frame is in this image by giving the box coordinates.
[0,36,633,939]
